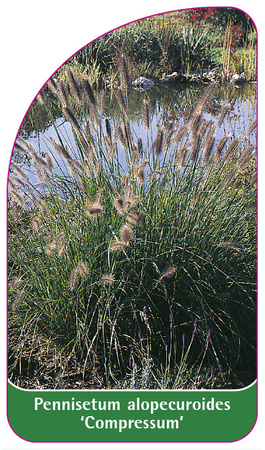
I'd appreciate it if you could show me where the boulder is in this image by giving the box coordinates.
[230,73,245,84]
[132,77,155,90]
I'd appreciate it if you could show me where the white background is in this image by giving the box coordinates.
[1,1,264,449]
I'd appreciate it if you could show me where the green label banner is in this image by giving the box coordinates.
[8,380,257,442]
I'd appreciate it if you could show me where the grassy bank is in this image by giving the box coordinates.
[8,76,256,389]
[55,8,256,89]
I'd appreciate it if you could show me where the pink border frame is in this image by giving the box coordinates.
[6,5,258,444]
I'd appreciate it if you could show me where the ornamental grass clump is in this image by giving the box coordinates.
[8,80,256,389]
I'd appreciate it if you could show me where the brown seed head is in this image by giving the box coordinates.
[69,267,79,291]
[32,216,42,232]
[67,69,82,102]
[126,211,143,227]
[142,100,150,130]
[120,225,133,244]
[77,261,89,277]
[218,242,244,250]
[109,241,127,252]
[135,167,144,184]
[46,242,57,255]
[82,78,96,106]
[12,289,25,311]
[98,275,115,286]
[162,267,177,278]
[113,196,126,215]
[85,202,104,218]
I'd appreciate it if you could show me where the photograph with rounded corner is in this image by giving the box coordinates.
[7,6,257,443]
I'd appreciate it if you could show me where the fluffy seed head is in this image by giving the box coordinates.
[120,225,133,244]
[154,128,164,155]
[126,211,143,227]
[85,202,104,218]
[36,89,46,105]
[48,78,59,95]
[32,216,42,232]
[109,241,127,252]
[57,80,71,107]
[137,137,143,155]
[12,289,25,311]
[58,241,67,256]
[135,167,144,184]
[105,118,112,142]
[77,261,89,277]
[67,69,82,102]
[118,52,130,90]
[46,154,54,172]
[69,267,79,291]
[113,196,126,215]
[218,242,244,250]
[162,267,177,278]
[98,275,115,286]
[82,78,96,105]
[142,100,150,130]
[10,277,22,290]
[69,261,89,290]
[63,107,81,131]
[50,137,72,160]
[46,242,57,255]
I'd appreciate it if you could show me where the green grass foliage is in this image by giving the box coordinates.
[8,77,256,389]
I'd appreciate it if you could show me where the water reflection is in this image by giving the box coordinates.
[17,82,256,190]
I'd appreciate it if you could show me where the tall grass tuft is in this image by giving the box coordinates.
[8,81,256,389]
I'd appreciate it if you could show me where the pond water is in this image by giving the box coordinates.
[15,81,257,192]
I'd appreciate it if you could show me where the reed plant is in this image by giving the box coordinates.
[8,78,256,388]
[64,9,256,87]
